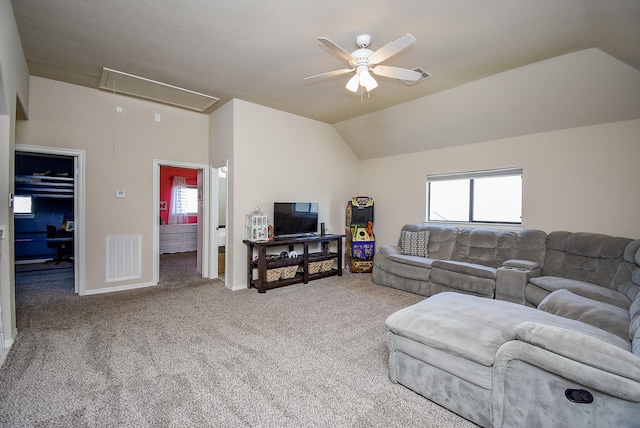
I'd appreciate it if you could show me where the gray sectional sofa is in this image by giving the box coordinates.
[374,224,640,427]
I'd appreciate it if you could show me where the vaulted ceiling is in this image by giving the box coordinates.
[11,0,640,159]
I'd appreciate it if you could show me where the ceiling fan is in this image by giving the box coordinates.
[304,33,422,93]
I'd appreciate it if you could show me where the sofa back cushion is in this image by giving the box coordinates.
[615,240,640,302]
[543,231,632,289]
[450,228,518,268]
[626,243,640,342]
[513,229,547,266]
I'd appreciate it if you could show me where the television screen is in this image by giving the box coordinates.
[274,202,318,238]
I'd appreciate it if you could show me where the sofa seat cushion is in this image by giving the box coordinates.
[374,245,433,281]
[385,293,630,368]
[387,253,433,269]
[432,260,496,279]
[528,276,631,309]
[430,261,497,297]
[538,289,630,341]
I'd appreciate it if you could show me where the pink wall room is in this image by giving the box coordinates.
[159,166,199,225]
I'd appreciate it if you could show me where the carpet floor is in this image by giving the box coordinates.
[1,253,476,427]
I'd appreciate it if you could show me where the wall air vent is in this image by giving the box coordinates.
[401,67,431,85]
[106,235,141,282]
[99,67,219,112]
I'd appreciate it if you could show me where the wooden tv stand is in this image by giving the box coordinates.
[243,234,345,293]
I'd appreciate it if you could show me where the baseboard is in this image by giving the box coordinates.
[82,281,157,296]
[0,346,9,368]
[228,283,249,291]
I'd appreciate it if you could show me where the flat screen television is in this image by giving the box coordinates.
[274,202,318,238]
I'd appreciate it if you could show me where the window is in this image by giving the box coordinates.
[177,186,199,215]
[427,168,522,224]
[13,195,34,216]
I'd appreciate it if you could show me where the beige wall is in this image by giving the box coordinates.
[18,79,639,295]
[359,119,640,246]
[227,99,360,289]
[335,49,640,160]
[16,84,361,293]
[209,100,234,284]
[16,77,209,292]
[0,0,30,352]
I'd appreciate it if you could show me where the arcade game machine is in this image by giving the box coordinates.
[345,196,374,273]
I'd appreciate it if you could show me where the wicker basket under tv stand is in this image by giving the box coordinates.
[243,234,345,293]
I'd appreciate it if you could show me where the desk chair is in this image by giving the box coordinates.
[46,224,72,264]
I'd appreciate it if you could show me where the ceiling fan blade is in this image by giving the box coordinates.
[304,68,354,82]
[317,37,355,65]
[371,65,422,82]
[368,33,416,65]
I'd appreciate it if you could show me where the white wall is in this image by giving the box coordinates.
[15,77,209,293]
[209,100,234,284]
[358,119,640,247]
[227,99,360,290]
[0,0,30,354]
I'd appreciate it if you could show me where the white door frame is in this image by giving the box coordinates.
[14,144,86,295]
[211,161,228,285]
[152,159,212,283]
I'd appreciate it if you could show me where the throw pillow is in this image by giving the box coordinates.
[400,230,430,258]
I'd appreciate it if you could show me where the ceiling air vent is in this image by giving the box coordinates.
[401,67,431,85]
[99,67,219,112]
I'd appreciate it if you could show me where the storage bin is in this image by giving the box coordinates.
[281,265,298,279]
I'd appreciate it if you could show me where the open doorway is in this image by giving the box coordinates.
[153,160,213,284]
[13,145,86,328]
[158,165,200,282]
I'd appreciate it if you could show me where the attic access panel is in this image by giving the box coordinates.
[99,67,219,112]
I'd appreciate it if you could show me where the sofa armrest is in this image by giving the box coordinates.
[503,259,541,270]
[514,322,638,380]
[493,328,640,427]
[495,262,542,305]
[493,322,640,426]
[377,245,401,258]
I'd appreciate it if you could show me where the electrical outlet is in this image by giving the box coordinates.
[116,190,126,198]
[0,225,5,239]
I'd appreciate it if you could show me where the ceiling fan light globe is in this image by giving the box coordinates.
[359,69,378,91]
[346,74,360,92]
[365,78,378,92]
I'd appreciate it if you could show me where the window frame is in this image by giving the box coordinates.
[426,167,523,226]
